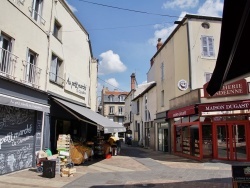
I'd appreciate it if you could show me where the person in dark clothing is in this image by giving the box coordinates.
[116,139,121,155]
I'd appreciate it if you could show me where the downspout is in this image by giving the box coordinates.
[186,20,192,90]
[45,0,54,91]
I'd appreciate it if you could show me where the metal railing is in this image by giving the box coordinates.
[0,47,18,79]
[49,72,65,86]
[22,60,41,88]
[12,0,25,5]
[28,6,46,25]
[115,111,125,116]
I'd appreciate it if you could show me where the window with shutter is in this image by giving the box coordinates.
[201,36,215,57]
[49,54,63,86]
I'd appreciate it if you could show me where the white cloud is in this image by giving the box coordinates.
[163,0,198,9]
[65,0,77,13]
[98,50,127,75]
[105,78,119,88]
[197,0,223,17]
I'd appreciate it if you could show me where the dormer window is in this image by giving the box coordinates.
[119,95,125,102]
[109,95,114,102]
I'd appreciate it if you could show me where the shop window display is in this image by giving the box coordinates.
[175,123,200,158]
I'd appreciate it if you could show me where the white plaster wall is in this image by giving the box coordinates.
[47,0,93,106]
[188,19,221,89]
[0,0,52,91]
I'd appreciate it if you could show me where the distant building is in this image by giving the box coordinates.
[124,73,157,148]
[100,87,129,126]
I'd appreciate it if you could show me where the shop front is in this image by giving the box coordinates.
[155,111,169,152]
[199,100,250,161]
[0,79,50,175]
[169,105,202,159]
[49,96,126,154]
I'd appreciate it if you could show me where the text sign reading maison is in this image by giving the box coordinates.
[64,74,87,97]
[199,101,250,112]
[204,79,248,98]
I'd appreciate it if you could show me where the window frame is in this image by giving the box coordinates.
[109,106,114,114]
[119,95,125,102]
[161,90,164,107]
[205,72,212,83]
[0,33,13,74]
[201,35,215,57]
[136,100,140,115]
[49,54,64,86]
[26,49,38,84]
[118,106,123,115]
[109,95,114,102]
[53,19,62,41]
[31,0,43,22]
[161,62,164,81]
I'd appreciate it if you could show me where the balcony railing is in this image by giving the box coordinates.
[0,47,18,79]
[114,111,125,116]
[13,0,25,5]
[22,60,41,88]
[28,7,46,25]
[49,72,65,86]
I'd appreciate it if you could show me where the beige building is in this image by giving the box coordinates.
[0,0,104,175]
[148,14,222,152]
[148,14,250,162]
[124,73,156,148]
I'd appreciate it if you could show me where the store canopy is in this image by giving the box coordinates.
[53,97,126,134]
[0,93,50,113]
[206,0,250,96]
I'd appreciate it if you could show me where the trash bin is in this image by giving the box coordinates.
[42,160,56,178]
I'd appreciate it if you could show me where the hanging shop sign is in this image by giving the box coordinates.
[199,100,250,112]
[203,79,248,98]
[177,79,188,91]
[64,73,87,98]
[168,105,196,118]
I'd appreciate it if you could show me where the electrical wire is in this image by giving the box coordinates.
[78,0,180,18]
[98,77,128,92]
[61,21,174,32]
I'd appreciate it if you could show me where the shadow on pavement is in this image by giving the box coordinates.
[88,177,232,188]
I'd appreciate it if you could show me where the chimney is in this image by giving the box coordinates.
[156,38,163,50]
[130,73,136,90]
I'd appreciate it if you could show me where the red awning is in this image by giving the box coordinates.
[168,105,196,118]
[199,100,250,112]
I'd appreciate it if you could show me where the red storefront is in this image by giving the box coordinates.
[199,100,250,161]
[170,79,250,161]
[169,105,202,160]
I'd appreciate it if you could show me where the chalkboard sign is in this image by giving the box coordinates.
[0,105,35,175]
[232,165,250,188]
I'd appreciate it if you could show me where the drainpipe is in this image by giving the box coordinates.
[186,21,192,90]
[45,0,54,91]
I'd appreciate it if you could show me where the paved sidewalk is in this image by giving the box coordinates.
[0,144,235,188]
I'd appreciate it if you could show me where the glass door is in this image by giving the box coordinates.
[216,124,230,159]
[215,123,247,160]
[232,124,247,160]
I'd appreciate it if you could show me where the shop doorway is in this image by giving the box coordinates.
[158,128,168,152]
[215,123,247,161]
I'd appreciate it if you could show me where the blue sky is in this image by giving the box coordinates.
[65,0,224,96]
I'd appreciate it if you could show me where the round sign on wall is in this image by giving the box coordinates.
[178,79,188,91]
